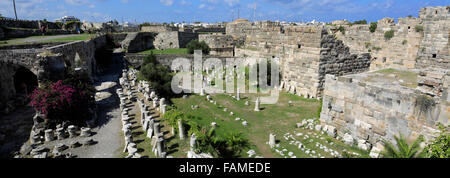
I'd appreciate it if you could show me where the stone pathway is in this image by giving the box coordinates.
[70,50,125,158]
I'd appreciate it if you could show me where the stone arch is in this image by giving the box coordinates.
[13,66,38,96]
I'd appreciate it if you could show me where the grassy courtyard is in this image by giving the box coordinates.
[138,48,188,55]
[124,88,370,158]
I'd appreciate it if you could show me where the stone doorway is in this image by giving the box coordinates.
[13,67,38,96]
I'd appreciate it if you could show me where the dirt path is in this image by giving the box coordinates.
[70,51,125,158]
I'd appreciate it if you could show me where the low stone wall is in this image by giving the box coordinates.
[141,25,178,33]
[194,27,225,33]
[0,19,60,29]
[320,70,448,147]
[125,53,231,68]
[2,28,76,39]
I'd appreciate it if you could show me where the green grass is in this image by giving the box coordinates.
[373,68,418,88]
[138,48,188,55]
[0,33,95,46]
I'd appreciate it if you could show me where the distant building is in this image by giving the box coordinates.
[56,16,80,23]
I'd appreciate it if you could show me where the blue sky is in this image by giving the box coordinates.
[0,0,448,23]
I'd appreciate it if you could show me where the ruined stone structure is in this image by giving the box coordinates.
[231,21,371,98]
[319,6,449,146]
[416,6,450,69]
[154,32,198,50]
[0,35,107,109]
[121,31,198,52]
[141,25,178,33]
[320,69,448,147]
[336,6,449,71]
[199,34,234,57]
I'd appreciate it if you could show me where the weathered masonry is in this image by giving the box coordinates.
[230,21,371,98]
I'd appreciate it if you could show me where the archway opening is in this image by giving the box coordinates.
[13,67,38,96]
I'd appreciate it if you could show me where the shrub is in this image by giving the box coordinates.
[384,30,395,40]
[369,22,377,33]
[415,25,424,32]
[352,20,367,25]
[425,124,449,158]
[382,134,425,158]
[138,53,174,97]
[365,42,371,48]
[194,127,250,158]
[29,71,95,125]
[415,95,435,116]
[186,40,210,55]
[402,40,408,45]
[338,26,345,35]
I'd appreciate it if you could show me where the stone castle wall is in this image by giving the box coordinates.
[335,17,423,70]
[231,22,371,98]
[416,6,450,69]
[0,35,107,106]
[141,25,178,33]
[199,34,234,57]
[0,19,60,29]
[320,71,449,147]
[334,6,449,71]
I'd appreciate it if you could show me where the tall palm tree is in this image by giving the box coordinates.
[382,134,424,158]
[13,0,18,20]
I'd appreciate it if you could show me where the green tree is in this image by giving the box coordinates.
[194,127,250,158]
[369,22,377,33]
[186,40,210,55]
[138,53,174,97]
[352,20,367,25]
[382,134,424,158]
[425,124,449,158]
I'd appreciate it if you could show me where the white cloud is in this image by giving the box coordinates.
[160,0,174,6]
[198,4,206,9]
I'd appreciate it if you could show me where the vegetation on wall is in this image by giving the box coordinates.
[415,25,424,32]
[402,40,408,45]
[415,95,435,117]
[384,30,395,40]
[425,124,449,158]
[338,26,345,35]
[369,22,377,33]
[351,20,367,25]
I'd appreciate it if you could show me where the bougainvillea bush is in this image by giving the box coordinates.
[29,71,95,125]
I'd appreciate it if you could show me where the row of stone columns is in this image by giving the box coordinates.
[118,69,141,158]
